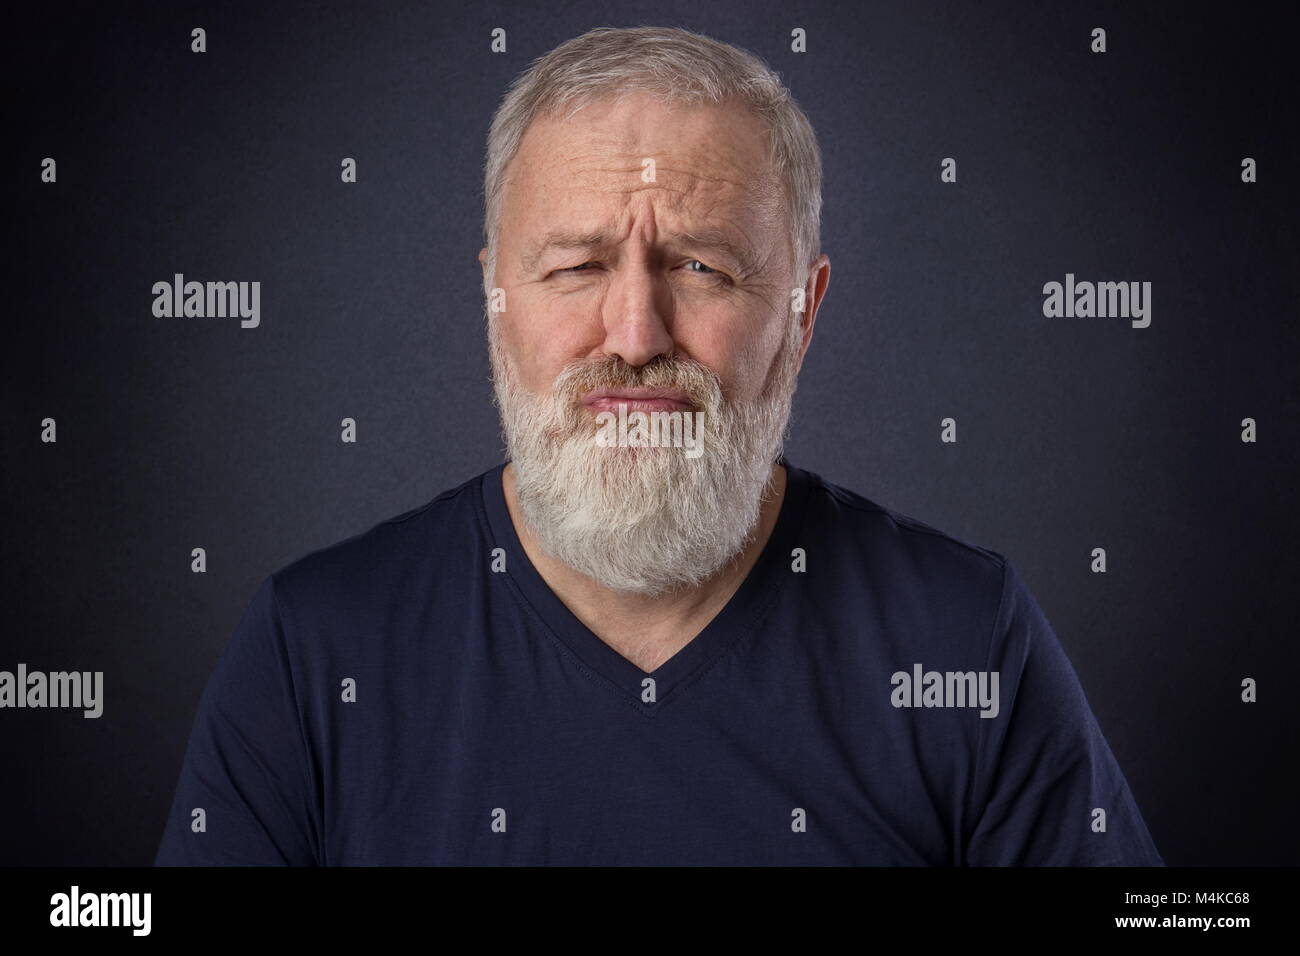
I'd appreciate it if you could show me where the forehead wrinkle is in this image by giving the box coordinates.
[509,117,787,278]
[528,113,769,186]
[518,195,777,278]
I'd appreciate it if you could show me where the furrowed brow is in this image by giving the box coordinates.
[517,228,760,276]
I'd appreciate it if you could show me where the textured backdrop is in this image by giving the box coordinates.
[4,0,1297,865]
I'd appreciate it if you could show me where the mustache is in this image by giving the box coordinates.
[551,355,722,410]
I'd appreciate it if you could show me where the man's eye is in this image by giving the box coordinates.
[553,260,728,281]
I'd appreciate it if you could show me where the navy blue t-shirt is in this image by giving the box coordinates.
[154,459,1164,866]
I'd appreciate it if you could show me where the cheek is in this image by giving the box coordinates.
[498,299,593,388]
[680,320,776,403]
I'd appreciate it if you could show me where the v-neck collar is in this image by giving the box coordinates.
[477,456,811,715]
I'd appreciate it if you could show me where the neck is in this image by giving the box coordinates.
[501,460,787,673]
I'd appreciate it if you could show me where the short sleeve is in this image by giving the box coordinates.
[154,575,321,866]
[964,559,1164,866]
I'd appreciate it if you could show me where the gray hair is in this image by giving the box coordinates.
[481,26,822,292]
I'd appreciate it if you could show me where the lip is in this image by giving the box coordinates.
[582,388,693,413]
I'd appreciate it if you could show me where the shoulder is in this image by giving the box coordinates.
[264,466,492,620]
[792,461,1011,611]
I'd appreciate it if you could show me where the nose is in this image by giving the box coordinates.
[599,261,675,368]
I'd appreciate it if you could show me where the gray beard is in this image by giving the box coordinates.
[487,311,803,597]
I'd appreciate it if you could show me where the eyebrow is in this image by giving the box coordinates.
[519,228,758,276]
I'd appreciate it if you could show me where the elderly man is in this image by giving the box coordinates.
[156,26,1163,866]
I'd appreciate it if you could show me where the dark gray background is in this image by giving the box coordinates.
[4,0,1296,866]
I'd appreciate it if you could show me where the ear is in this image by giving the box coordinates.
[796,253,831,369]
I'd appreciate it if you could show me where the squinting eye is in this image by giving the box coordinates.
[552,260,727,281]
